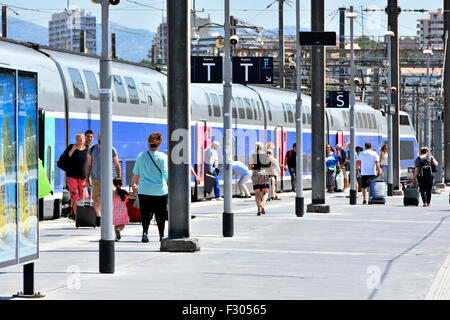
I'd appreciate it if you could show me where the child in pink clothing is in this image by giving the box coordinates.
[113,178,129,241]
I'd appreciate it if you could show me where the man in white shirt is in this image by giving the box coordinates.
[356,142,381,204]
[204,141,223,200]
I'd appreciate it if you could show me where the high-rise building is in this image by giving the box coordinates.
[417,9,444,49]
[49,8,96,54]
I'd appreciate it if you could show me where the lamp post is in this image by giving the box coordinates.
[295,0,303,216]
[423,48,433,148]
[346,8,357,205]
[385,30,394,197]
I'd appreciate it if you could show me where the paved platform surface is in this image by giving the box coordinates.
[1,188,450,300]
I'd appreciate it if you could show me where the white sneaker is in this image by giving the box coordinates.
[215,197,224,201]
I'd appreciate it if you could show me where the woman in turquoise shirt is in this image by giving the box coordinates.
[131,133,168,243]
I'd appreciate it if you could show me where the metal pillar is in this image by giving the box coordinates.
[307,0,328,213]
[223,0,233,236]
[339,7,345,90]
[295,0,304,216]
[13,263,45,298]
[278,0,285,88]
[99,0,114,274]
[425,52,431,148]
[80,29,86,53]
[433,119,444,185]
[111,33,116,59]
[2,6,7,37]
[161,0,199,252]
[444,0,450,183]
[348,7,357,205]
[386,32,394,196]
[373,68,380,109]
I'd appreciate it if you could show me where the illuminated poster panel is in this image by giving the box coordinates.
[17,71,38,263]
[0,68,17,268]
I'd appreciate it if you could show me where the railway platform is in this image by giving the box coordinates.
[1,188,450,300]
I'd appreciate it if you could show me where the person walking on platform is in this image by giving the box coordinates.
[63,133,88,218]
[85,132,122,226]
[266,148,286,200]
[284,143,297,192]
[232,160,251,198]
[325,144,341,193]
[205,141,223,201]
[356,142,381,204]
[379,144,389,184]
[112,177,129,241]
[249,142,271,215]
[410,146,438,207]
[131,133,168,243]
[336,144,349,189]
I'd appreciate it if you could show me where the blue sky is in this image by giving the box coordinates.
[1,0,442,38]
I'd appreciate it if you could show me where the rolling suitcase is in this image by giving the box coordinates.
[335,172,344,192]
[368,176,386,205]
[403,186,419,206]
[75,198,97,228]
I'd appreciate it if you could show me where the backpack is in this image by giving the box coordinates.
[418,156,433,178]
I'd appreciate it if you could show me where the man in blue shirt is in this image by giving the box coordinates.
[232,160,252,198]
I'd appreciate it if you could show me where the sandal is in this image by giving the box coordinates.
[260,206,265,215]
[273,196,282,200]
[257,206,261,216]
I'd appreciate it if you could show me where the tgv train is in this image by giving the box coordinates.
[0,38,418,219]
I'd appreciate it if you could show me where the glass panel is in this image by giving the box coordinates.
[281,103,287,122]
[400,115,410,125]
[370,114,377,128]
[68,67,85,99]
[113,75,127,103]
[205,93,212,117]
[82,70,99,100]
[236,97,245,119]
[256,101,262,120]
[244,98,253,120]
[286,104,294,123]
[231,98,237,119]
[124,76,139,104]
[157,81,166,107]
[210,94,221,117]
[362,113,369,128]
[266,101,272,121]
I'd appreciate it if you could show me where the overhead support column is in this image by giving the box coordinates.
[444,0,450,184]
[278,0,285,88]
[339,7,345,90]
[161,0,199,252]
[386,0,401,191]
[307,0,329,213]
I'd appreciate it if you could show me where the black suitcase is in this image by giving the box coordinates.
[403,186,419,206]
[75,199,97,228]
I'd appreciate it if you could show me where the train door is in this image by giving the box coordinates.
[194,121,212,191]
[336,131,346,147]
[275,126,287,191]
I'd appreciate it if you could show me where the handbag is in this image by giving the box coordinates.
[57,146,71,172]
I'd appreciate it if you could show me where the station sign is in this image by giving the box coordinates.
[299,31,336,46]
[232,57,273,84]
[326,90,349,108]
[191,56,223,83]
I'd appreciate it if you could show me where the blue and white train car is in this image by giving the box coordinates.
[0,38,418,219]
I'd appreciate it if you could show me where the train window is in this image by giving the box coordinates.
[204,93,212,116]
[286,104,294,123]
[236,97,245,119]
[329,113,334,128]
[400,115,410,126]
[281,103,287,122]
[356,113,363,128]
[244,98,253,120]
[400,140,414,160]
[147,95,153,106]
[307,108,311,124]
[361,113,368,128]
[302,113,306,125]
[368,114,375,129]
[83,70,99,100]
[231,98,237,119]
[255,101,262,120]
[210,94,221,117]
[370,114,377,128]
[247,98,257,119]
[157,81,167,107]
[68,68,85,99]
[124,77,139,104]
[265,101,273,121]
[113,75,127,103]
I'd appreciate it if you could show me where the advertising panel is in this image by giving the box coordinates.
[0,68,17,268]
[17,71,38,263]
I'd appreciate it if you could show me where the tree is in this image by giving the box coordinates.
[355,36,384,50]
